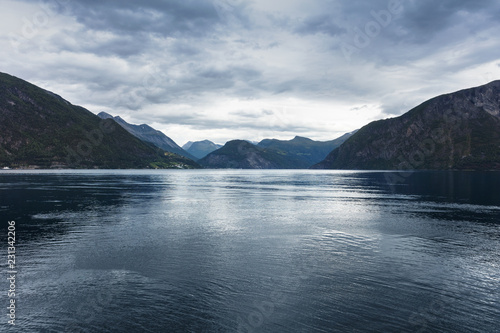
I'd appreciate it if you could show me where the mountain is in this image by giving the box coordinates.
[314,81,500,170]
[199,140,311,169]
[0,72,199,169]
[97,112,196,160]
[199,133,356,169]
[257,134,355,166]
[182,140,223,159]
[183,141,194,150]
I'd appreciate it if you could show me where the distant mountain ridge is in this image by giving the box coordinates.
[199,132,355,169]
[98,112,196,160]
[0,72,199,169]
[199,140,309,169]
[257,133,355,166]
[182,140,223,159]
[314,80,500,170]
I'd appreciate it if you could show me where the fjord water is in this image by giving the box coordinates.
[1,170,499,332]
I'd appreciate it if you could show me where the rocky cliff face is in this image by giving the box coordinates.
[314,81,500,170]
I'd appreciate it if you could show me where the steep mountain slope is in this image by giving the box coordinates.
[257,134,355,166]
[0,72,199,169]
[98,112,196,160]
[314,81,500,170]
[182,140,222,159]
[199,140,310,169]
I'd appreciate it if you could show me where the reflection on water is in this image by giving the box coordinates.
[0,170,499,332]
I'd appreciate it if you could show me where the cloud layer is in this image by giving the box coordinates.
[2,0,500,145]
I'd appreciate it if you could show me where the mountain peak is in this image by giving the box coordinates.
[314,80,500,170]
[183,140,222,159]
[97,111,113,119]
[199,140,306,169]
[292,136,313,142]
[96,112,196,160]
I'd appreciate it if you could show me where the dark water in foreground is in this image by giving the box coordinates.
[0,170,499,332]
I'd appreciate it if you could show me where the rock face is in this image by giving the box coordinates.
[314,81,500,170]
[199,140,309,169]
[182,140,222,159]
[0,72,200,169]
[97,112,196,160]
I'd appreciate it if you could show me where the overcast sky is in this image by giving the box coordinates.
[2,0,500,145]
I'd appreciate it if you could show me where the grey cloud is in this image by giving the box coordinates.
[389,0,497,44]
[145,114,316,133]
[294,15,346,37]
[108,64,264,110]
[230,109,274,118]
[170,40,202,56]
[381,101,416,118]
[335,0,500,51]
[23,0,253,60]
[66,0,222,37]
[173,65,262,97]
[47,32,147,58]
[4,0,500,142]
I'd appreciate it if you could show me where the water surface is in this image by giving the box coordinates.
[0,170,499,332]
